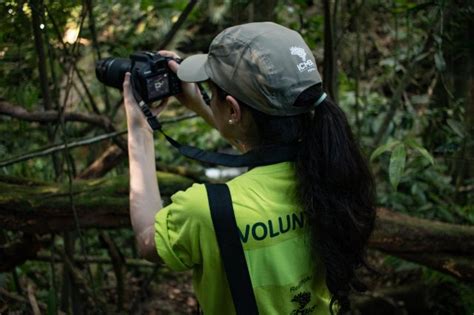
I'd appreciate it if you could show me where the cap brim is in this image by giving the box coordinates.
[177,54,209,83]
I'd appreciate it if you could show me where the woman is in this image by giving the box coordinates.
[124,22,375,315]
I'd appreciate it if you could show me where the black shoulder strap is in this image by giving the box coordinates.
[205,183,259,315]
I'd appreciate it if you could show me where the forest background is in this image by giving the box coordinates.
[0,0,473,314]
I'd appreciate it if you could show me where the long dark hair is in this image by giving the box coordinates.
[214,82,376,314]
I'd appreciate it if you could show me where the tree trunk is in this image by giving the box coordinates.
[322,0,339,102]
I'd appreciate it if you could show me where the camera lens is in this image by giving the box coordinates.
[95,58,131,89]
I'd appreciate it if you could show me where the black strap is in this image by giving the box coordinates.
[164,132,298,167]
[131,77,298,167]
[205,183,259,315]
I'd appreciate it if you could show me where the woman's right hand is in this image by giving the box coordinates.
[159,50,207,113]
[159,50,216,128]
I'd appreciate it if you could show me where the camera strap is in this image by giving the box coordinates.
[132,84,299,167]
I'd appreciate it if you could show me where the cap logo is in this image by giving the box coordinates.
[290,46,316,73]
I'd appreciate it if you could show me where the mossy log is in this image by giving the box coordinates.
[371,208,474,280]
[0,173,193,234]
[1,174,473,280]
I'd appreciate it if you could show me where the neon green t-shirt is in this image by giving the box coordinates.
[155,162,330,315]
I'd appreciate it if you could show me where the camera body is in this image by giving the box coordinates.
[96,51,181,103]
[130,52,182,103]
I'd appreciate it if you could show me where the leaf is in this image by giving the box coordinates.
[447,119,465,138]
[433,34,443,45]
[140,0,156,11]
[434,51,446,72]
[389,143,406,190]
[408,2,436,13]
[370,140,400,161]
[405,138,435,165]
[411,183,427,204]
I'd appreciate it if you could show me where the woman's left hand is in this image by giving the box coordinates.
[123,72,169,132]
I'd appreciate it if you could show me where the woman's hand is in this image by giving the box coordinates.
[123,72,168,132]
[159,50,217,128]
[159,50,203,109]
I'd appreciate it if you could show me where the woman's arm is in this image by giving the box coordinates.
[124,50,216,262]
[124,73,163,262]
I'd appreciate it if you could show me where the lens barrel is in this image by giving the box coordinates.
[95,58,131,89]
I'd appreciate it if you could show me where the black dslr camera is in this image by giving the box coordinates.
[95,51,181,103]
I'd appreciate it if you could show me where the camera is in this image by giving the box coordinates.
[95,51,181,103]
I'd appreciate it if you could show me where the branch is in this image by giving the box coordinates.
[35,253,155,267]
[0,99,111,127]
[323,0,338,102]
[0,96,126,158]
[0,113,197,169]
[60,250,106,308]
[30,0,52,111]
[396,252,474,280]
[44,4,101,115]
[158,0,198,50]
[99,231,126,310]
[372,23,438,146]
[0,130,126,168]
[77,145,125,179]
[27,282,41,315]
[371,65,414,146]
[0,288,48,311]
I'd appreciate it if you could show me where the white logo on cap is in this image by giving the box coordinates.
[290,46,316,73]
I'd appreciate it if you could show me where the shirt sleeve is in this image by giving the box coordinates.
[154,183,209,271]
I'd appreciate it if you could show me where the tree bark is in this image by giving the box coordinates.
[370,208,474,254]
[370,208,474,280]
[1,174,473,280]
[30,0,51,111]
[0,99,111,128]
[323,0,338,102]
[77,145,125,179]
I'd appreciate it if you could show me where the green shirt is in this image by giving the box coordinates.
[155,162,330,315]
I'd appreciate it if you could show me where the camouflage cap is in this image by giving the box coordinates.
[177,22,323,116]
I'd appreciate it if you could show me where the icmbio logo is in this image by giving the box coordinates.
[290,46,316,73]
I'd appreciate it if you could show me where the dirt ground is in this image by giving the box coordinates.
[137,251,466,315]
[0,251,467,314]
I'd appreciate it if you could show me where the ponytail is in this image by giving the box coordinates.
[294,90,376,314]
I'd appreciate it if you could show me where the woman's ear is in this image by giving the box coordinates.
[225,95,242,123]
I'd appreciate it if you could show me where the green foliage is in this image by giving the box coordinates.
[388,143,406,190]
[47,284,58,315]
[371,138,434,191]
[383,255,474,314]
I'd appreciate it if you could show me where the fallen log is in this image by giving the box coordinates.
[0,173,193,234]
[370,208,474,281]
[1,174,473,280]
[371,208,474,254]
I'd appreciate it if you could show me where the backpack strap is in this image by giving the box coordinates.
[205,183,259,315]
